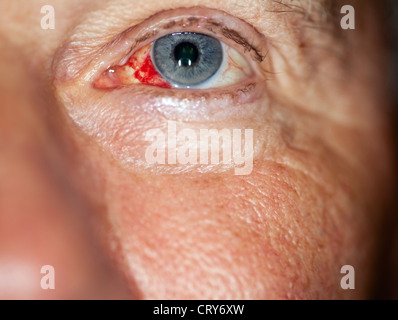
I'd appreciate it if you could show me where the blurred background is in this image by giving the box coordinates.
[375,0,398,300]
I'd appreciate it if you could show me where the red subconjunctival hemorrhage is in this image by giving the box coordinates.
[94,44,172,89]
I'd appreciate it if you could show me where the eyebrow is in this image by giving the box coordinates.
[269,0,338,26]
[68,0,336,44]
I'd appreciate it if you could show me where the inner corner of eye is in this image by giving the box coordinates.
[93,32,250,90]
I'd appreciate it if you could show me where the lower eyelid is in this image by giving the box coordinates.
[56,77,273,175]
[90,80,267,123]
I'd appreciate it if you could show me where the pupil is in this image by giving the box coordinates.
[174,42,198,67]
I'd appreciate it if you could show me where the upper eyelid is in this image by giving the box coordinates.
[110,10,270,74]
[120,9,269,65]
[127,16,267,63]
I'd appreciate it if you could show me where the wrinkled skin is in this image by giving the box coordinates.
[0,0,396,299]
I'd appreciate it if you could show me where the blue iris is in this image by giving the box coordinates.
[152,32,223,87]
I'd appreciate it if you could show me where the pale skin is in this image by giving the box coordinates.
[0,0,396,299]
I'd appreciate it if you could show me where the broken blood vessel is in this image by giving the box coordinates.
[94,44,172,89]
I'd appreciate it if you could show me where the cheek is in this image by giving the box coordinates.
[62,36,393,299]
[63,72,393,299]
[87,146,378,299]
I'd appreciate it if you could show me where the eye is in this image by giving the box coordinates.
[94,32,253,90]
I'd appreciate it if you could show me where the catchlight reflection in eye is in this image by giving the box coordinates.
[94,32,253,90]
